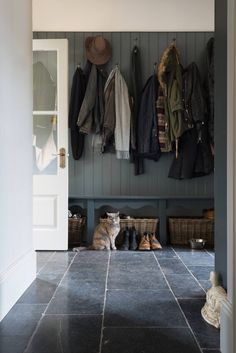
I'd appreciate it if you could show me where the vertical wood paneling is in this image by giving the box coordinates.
[34,31,214,197]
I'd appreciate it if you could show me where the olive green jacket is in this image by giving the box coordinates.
[158,45,189,151]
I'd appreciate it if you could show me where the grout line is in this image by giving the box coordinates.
[152,251,204,353]
[44,313,103,316]
[169,264,214,267]
[171,247,208,293]
[99,251,111,353]
[103,325,190,329]
[36,251,56,275]
[201,348,221,351]
[205,249,215,258]
[23,251,78,353]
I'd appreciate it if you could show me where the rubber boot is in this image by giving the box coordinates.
[129,226,138,250]
[120,227,130,250]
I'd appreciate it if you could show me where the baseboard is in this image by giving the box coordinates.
[0,249,36,321]
[221,298,234,353]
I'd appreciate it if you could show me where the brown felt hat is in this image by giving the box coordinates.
[85,35,112,65]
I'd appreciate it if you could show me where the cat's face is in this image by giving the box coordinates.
[106,212,120,225]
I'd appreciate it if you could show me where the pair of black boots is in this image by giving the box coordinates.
[120,226,138,251]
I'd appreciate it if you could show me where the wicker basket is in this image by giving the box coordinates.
[203,208,214,219]
[100,217,159,245]
[168,217,214,246]
[119,218,159,234]
[68,217,86,247]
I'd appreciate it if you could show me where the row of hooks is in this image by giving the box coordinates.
[133,37,176,42]
[77,38,176,68]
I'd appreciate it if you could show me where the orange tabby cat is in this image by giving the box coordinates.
[91,212,120,250]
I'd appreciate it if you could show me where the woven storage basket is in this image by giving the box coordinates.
[202,208,214,220]
[100,217,159,245]
[168,217,214,246]
[68,217,86,247]
[119,218,159,234]
[100,218,159,234]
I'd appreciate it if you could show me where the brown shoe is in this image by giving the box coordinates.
[149,233,162,250]
[138,233,151,251]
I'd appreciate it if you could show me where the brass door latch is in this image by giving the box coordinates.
[59,148,66,168]
[52,148,68,168]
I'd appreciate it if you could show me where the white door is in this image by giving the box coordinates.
[33,39,68,250]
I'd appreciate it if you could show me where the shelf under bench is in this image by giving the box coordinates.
[69,195,214,245]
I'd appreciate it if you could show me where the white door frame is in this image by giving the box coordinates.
[221,0,236,352]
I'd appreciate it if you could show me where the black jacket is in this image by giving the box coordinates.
[68,62,91,160]
[205,37,214,145]
[137,74,161,161]
[130,45,144,175]
[169,62,213,179]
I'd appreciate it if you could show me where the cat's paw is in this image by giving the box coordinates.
[112,246,117,250]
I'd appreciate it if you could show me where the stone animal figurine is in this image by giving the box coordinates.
[201,271,227,328]
[91,212,120,250]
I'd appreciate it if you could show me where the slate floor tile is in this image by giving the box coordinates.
[205,249,215,256]
[172,246,198,253]
[46,286,105,315]
[202,350,221,353]
[158,258,189,275]
[179,299,220,349]
[37,271,64,286]
[39,261,71,275]
[49,251,75,263]
[177,252,214,266]
[68,262,108,273]
[73,251,109,264]
[25,315,102,353]
[62,268,107,283]
[199,280,211,292]
[166,274,206,299]
[153,247,178,259]
[104,289,186,328]
[36,252,55,273]
[17,278,57,304]
[107,268,168,290]
[0,335,30,353]
[0,304,46,336]
[111,251,155,263]
[102,327,201,353]
[188,266,214,281]
[36,251,55,263]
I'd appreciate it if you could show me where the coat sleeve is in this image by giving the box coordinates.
[68,68,83,129]
[169,79,186,140]
[77,64,97,134]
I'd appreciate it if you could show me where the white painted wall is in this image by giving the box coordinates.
[33,0,214,32]
[0,0,36,321]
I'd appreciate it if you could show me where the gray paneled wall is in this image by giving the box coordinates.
[34,32,214,198]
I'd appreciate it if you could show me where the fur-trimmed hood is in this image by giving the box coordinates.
[157,43,181,94]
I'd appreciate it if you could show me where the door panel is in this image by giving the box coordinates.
[33,39,68,250]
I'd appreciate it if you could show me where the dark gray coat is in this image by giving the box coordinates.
[169,62,213,179]
[137,74,161,161]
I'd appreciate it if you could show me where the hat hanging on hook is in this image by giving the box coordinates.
[85,35,112,65]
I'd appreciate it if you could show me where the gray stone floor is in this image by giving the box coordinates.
[0,247,221,353]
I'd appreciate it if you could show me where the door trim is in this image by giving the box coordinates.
[221,0,236,352]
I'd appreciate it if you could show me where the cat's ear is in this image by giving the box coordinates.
[106,212,111,217]
[116,212,120,216]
